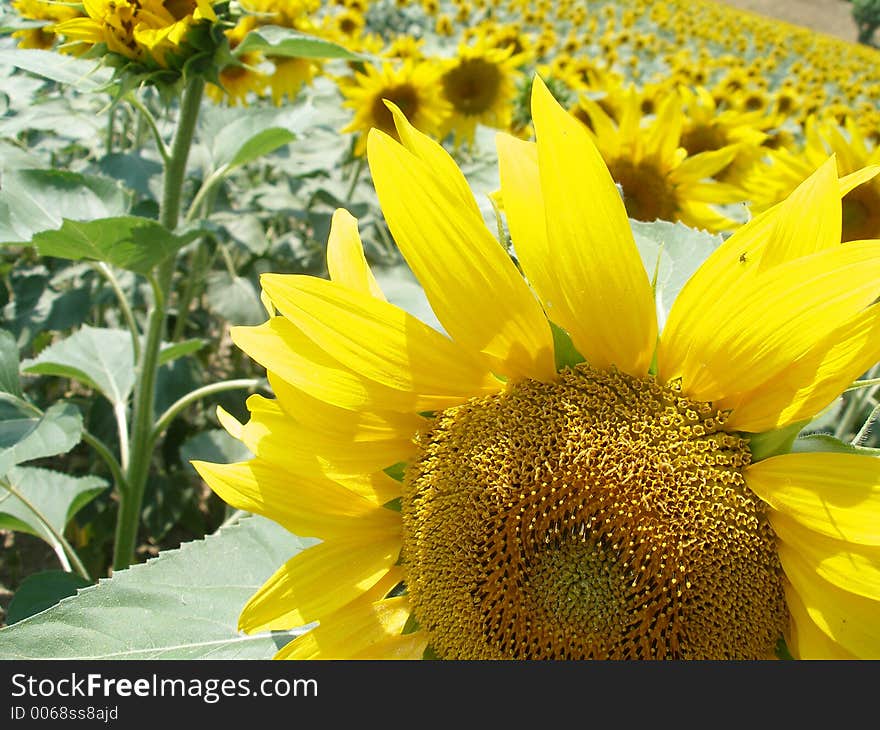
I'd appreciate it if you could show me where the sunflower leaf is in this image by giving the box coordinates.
[21,326,135,409]
[32,216,196,274]
[0,169,130,245]
[0,402,83,477]
[0,49,114,92]
[0,466,107,546]
[0,515,315,659]
[235,26,362,61]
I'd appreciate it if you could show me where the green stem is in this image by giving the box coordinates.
[127,93,171,164]
[345,156,365,200]
[151,379,263,441]
[105,105,116,157]
[170,239,208,341]
[94,262,140,361]
[185,165,228,224]
[113,76,205,571]
[835,365,880,440]
[1,476,92,582]
[80,429,127,495]
[845,377,880,392]
[853,399,880,445]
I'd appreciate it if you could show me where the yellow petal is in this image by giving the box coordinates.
[770,510,880,601]
[326,208,386,300]
[531,76,657,375]
[777,541,880,658]
[645,92,683,171]
[758,156,840,270]
[784,582,857,659]
[367,128,555,381]
[669,145,742,182]
[240,393,418,483]
[192,458,399,540]
[239,534,401,632]
[495,134,557,322]
[839,165,880,196]
[260,273,502,400]
[657,206,778,382]
[746,452,880,545]
[275,568,409,659]
[674,241,880,402]
[725,303,880,431]
[387,101,481,217]
[279,598,415,660]
[232,316,490,413]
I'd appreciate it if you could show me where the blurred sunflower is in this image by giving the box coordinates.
[55,0,216,66]
[745,117,880,242]
[439,37,523,146]
[195,78,880,660]
[205,17,266,106]
[338,59,451,156]
[11,0,83,50]
[678,86,769,187]
[574,87,746,232]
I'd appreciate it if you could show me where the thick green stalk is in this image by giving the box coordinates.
[113,76,205,571]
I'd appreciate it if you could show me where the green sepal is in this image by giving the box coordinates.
[551,321,585,371]
[746,419,808,462]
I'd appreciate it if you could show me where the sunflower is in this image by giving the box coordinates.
[678,86,769,188]
[193,78,880,660]
[11,0,83,50]
[338,59,451,157]
[439,37,523,147]
[574,88,746,233]
[55,0,216,66]
[745,116,880,242]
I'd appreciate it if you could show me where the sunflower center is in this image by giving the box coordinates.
[401,364,788,659]
[680,123,728,156]
[370,84,421,138]
[608,159,678,222]
[442,58,502,116]
[842,183,880,242]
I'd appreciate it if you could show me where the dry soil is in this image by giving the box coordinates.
[718,0,860,43]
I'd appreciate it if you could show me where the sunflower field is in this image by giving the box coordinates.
[0,0,878,664]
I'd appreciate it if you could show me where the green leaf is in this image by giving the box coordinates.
[0,466,107,544]
[207,109,296,171]
[0,402,83,477]
[0,515,315,659]
[228,127,296,169]
[0,169,130,244]
[0,49,114,91]
[235,26,362,60]
[5,570,91,625]
[21,326,134,408]
[159,338,206,366]
[32,216,193,274]
[630,219,723,327]
[204,272,266,326]
[0,329,22,397]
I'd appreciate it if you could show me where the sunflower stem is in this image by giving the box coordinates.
[113,76,205,571]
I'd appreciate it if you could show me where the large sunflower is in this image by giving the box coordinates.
[195,78,880,660]
[574,87,747,233]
